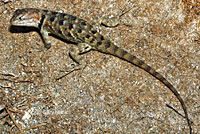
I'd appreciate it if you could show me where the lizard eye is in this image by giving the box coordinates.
[18,17,22,21]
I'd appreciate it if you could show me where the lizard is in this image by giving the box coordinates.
[10,8,192,133]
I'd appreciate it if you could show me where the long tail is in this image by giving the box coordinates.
[96,40,192,133]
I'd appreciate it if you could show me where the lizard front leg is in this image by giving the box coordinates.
[56,43,92,80]
[98,7,133,27]
[40,27,52,49]
[92,7,133,34]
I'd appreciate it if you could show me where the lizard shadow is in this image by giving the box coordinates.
[9,25,37,33]
[9,26,77,45]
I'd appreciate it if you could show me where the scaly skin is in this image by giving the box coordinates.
[10,8,192,133]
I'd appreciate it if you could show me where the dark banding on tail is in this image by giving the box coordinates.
[97,41,192,133]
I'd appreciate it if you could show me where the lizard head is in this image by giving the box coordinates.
[10,8,42,28]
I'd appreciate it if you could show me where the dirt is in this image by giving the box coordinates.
[0,0,199,133]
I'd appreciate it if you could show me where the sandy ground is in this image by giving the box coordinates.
[0,0,199,133]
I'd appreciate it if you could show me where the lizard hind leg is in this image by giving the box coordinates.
[56,43,92,80]
[69,43,92,70]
